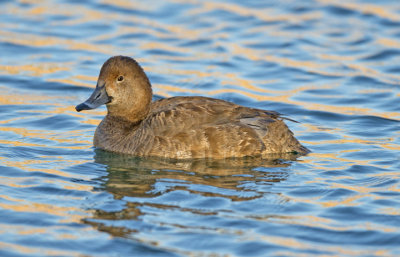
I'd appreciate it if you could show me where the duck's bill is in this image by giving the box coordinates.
[75,83,111,112]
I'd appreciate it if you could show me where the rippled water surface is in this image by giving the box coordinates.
[1,0,400,256]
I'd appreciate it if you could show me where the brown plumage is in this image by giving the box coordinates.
[75,56,309,159]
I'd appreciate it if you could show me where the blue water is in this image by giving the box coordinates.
[1,0,400,256]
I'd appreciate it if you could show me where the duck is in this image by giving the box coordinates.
[75,56,309,159]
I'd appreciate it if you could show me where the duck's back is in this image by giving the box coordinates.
[125,96,308,159]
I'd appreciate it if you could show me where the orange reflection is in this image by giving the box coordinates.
[0,201,87,223]
[0,29,113,55]
[0,64,68,76]
[317,0,400,22]
[261,234,389,256]
[190,1,322,23]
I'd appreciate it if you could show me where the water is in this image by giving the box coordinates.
[1,0,400,256]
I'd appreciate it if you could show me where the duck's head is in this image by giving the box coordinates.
[75,56,152,122]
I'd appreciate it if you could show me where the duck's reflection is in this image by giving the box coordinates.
[84,149,299,238]
[92,149,298,198]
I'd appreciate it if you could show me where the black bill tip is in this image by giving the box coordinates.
[75,103,90,112]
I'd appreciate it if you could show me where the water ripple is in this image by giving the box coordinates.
[1,0,400,256]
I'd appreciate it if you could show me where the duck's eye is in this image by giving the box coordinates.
[117,75,124,82]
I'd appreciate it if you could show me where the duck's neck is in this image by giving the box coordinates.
[106,102,150,124]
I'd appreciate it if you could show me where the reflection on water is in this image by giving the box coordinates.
[93,149,291,198]
[1,0,400,256]
[87,150,292,239]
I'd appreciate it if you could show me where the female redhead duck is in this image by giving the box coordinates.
[76,56,309,159]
